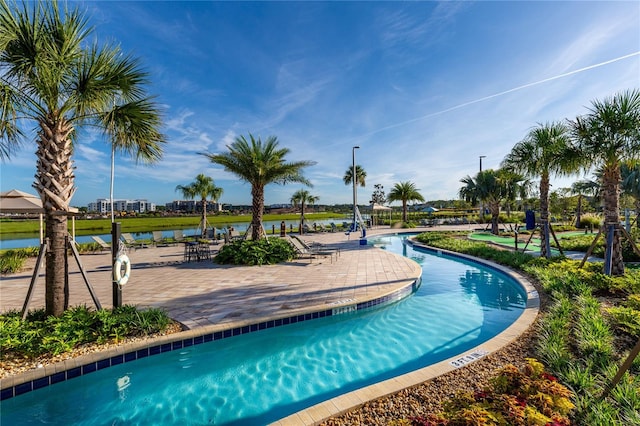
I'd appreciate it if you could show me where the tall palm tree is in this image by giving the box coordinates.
[175,174,223,238]
[501,122,579,258]
[570,179,600,228]
[202,134,315,240]
[459,169,514,235]
[0,1,165,316]
[343,165,366,187]
[291,189,319,234]
[621,160,640,228]
[570,89,640,276]
[387,181,425,223]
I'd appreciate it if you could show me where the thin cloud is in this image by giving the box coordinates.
[343,51,640,144]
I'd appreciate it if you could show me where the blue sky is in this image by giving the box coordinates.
[2,1,639,209]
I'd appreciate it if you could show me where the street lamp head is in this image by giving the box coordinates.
[354,146,360,150]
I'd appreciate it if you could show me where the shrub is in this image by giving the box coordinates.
[626,294,640,310]
[440,359,574,426]
[0,249,30,274]
[578,213,601,229]
[606,306,640,337]
[215,237,296,265]
[0,305,172,358]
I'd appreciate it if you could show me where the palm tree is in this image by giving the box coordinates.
[500,169,532,218]
[175,174,223,238]
[621,161,640,228]
[570,179,600,228]
[0,1,165,316]
[570,89,640,276]
[501,122,579,258]
[202,134,315,240]
[291,189,319,234]
[343,165,366,187]
[387,181,425,223]
[459,169,514,235]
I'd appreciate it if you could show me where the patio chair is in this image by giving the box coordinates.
[197,241,211,261]
[121,233,148,249]
[152,231,169,247]
[206,228,219,244]
[91,236,111,251]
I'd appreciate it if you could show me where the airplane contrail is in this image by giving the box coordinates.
[354,51,640,140]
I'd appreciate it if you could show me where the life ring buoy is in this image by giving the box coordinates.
[114,254,131,286]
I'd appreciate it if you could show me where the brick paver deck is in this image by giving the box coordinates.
[1,229,421,330]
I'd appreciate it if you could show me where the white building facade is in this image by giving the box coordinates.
[88,198,155,214]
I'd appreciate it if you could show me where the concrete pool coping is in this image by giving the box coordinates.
[0,227,539,424]
[272,238,540,426]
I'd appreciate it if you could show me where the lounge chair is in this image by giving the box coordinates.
[91,236,111,251]
[121,233,147,249]
[295,236,340,260]
[286,235,335,263]
[330,223,338,233]
[228,228,242,241]
[152,231,169,247]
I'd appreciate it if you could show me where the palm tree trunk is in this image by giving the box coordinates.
[44,215,68,316]
[300,202,305,235]
[251,185,265,240]
[602,165,624,276]
[36,117,76,316]
[201,199,207,238]
[575,195,583,228]
[490,202,500,235]
[402,200,407,222]
[539,175,551,258]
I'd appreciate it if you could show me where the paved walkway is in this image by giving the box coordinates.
[1,228,422,330]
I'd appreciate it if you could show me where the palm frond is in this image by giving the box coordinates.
[99,98,165,163]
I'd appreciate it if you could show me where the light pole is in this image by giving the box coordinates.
[352,146,360,232]
[479,155,486,221]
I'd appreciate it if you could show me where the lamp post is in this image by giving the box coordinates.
[352,146,360,232]
[479,155,486,221]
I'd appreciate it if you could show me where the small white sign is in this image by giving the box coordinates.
[449,349,489,368]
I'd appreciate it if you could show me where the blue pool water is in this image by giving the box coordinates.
[1,234,526,425]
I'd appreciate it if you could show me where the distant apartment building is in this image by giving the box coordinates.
[88,198,155,214]
[165,200,223,213]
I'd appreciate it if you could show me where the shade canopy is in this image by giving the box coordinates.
[421,206,439,213]
[0,189,44,213]
[368,203,392,211]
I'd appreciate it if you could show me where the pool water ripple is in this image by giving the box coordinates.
[1,234,527,425]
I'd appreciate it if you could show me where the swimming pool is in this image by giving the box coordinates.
[1,234,528,425]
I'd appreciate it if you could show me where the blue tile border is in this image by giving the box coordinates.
[1,277,419,401]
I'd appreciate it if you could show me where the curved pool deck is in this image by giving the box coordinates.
[0,226,539,425]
